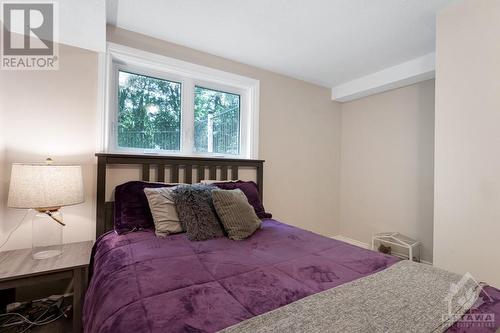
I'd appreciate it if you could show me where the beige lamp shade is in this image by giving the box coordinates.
[7,163,84,209]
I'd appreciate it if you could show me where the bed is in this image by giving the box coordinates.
[83,154,500,333]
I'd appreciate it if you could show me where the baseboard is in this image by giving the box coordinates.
[331,234,433,266]
[331,235,370,249]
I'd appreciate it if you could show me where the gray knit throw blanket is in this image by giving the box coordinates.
[219,260,482,333]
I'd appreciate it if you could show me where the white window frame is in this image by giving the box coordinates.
[102,42,260,159]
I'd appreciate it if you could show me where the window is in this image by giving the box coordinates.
[118,71,181,151]
[105,44,259,159]
[194,86,240,155]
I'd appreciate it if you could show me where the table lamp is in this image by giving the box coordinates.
[7,159,84,259]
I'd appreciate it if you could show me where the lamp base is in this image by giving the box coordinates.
[32,211,63,260]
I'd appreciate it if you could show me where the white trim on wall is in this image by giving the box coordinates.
[332,234,433,265]
[331,235,370,249]
[97,52,107,152]
[332,53,435,102]
[100,42,260,159]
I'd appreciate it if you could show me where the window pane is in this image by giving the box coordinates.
[194,86,240,155]
[117,71,181,150]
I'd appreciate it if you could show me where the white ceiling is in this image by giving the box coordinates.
[107,0,456,88]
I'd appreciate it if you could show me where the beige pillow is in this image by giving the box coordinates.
[212,189,261,240]
[144,187,183,237]
[200,180,240,184]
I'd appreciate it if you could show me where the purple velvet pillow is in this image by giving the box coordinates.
[210,181,272,219]
[114,181,172,234]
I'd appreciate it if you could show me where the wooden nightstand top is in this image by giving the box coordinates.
[0,241,93,282]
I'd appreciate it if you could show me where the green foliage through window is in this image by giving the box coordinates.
[118,71,181,150]
[117,71,242,155]
[194,86,240,155]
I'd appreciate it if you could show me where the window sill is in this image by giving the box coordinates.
[104,149,257,161]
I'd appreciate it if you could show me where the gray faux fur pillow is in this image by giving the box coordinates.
[173,184,224,241]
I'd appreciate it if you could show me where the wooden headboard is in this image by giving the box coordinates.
[95,153,265,237]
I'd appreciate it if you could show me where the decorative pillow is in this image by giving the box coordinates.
[173,184,224,241]
[144,187,183,237]
[200,180,237,184]
[212,189,261,240]
[210,181,272,219]
[114,181,172,235]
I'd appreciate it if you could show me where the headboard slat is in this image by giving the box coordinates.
[96,158,107,237]
[157,164,165,182]
[171,165,179,183]
[231,165,239,180]
[209,166,216,180]
[142,164,150,181]
[221,166,228,180]
[185,164,193,183]
[95,153,265,237]
[197,165,205,181]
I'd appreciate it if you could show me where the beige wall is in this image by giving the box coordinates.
[0,28,342,250]
[107,27,342,237]
[0,101,5,229]
[434,0,500,287]
[0,44,99,250]
[339,80,435,263]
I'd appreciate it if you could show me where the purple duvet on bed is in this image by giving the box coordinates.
[83,219,500,333]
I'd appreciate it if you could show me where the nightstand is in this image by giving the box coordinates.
[0,241,93,333]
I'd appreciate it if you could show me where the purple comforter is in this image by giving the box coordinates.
[83,219,500,333]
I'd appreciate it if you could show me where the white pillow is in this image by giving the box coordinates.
[200,180,240,184]
[144,187,183,237]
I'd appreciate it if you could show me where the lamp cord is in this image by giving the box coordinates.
[0,209,31,250]
[0,310,66,327]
